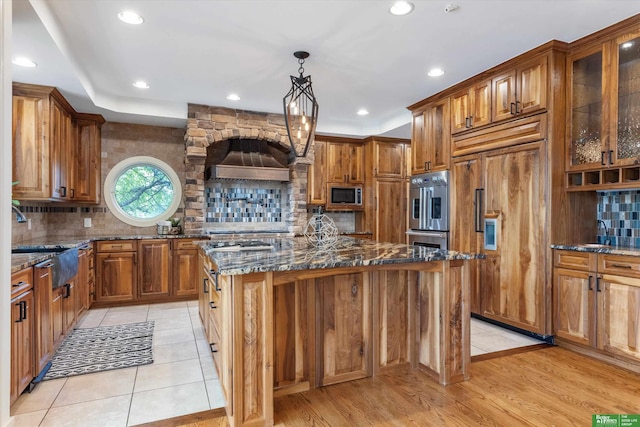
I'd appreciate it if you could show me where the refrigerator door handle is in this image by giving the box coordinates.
[474,188,484,233]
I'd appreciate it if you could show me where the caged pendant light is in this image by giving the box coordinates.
[283,51,319,157]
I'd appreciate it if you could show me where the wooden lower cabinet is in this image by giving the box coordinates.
[95,247,137,303]
[34,260,54,375]
[554,267,593,346]
[598,275,640,360]
[51,286,65,349]
[316,273,370,386]
[62,280,77,333]
[95,238,205,306]
[11,268,35,406]
[138,239,170,299]
[554,250,640,364]
[76,245,93,313]
[375,270,410,370]
[172,240,200,297]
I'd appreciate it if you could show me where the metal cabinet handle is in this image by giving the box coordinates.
[601,151,606,166]
[203,277,209,294]
[469,115,474,127]
[14,302,23,323]
[22,301,27,320]
[588,275,593,291]
[210,343,218,353]
[209,301,217,309]
[60,186,67,197]
[596,277,601,292]
[610,264,633,269]
[70,188,75,198]
[12,281,25,288]
[609,150,614,165]
[64,283,71,298]
[510,102,516,115]
[515,100,521,114]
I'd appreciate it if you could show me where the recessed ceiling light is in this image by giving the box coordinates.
[427,68,445,77]
[118,10,144,25]
[12,57,37,67]
[389,1,414,16]
[133,80,149,89]
[622,41,634,49]
[357,109,369,116]
[226,94,240,101]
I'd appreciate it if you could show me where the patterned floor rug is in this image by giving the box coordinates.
[43,321,154,380]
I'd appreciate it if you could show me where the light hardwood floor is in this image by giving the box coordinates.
[149,346,640,427]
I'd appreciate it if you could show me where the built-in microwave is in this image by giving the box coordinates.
[327,185,363,210]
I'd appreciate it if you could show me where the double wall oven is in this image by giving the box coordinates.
[407,171,449,250]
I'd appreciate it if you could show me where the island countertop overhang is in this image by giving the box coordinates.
[198,236,482,275]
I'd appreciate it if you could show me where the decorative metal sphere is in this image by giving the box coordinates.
[304,214,339,247]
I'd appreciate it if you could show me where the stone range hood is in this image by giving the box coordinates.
[205,139,291,182]
[183,104,312,234]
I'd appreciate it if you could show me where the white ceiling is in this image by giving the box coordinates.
[11,0,640,138]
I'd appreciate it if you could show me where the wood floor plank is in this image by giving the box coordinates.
[163,347,640,427]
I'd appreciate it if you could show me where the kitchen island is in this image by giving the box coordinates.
[198,236,479,427]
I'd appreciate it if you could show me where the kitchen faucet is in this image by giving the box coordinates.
[11,205,27,223]
[597,219,611,245]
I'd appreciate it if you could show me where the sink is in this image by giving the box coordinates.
[11,247,70,254]
[11,247,79,289]
[581,243,609,248]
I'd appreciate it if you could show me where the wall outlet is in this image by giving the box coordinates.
[84,218,92,228]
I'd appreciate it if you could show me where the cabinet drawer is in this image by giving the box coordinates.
[208,315,222,374]
[554,250,596,271]
[11,267,33,296]
[96,240,137,252]
[598,254,640,277]
[172,238,204,251]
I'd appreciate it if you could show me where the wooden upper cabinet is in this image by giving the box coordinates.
[75,116,104,202]
[609,31,640,168]
[139,239,171,299]
[492,55,548,122]
[12,83,104,203]
[374,140,406,178]
[411,98,450,174]
[308,140,327,205]
[50,97,74,200]
[326,142,364,184]
[12,92,50,199]
[567,45,606,171]
[411,111,427,175]
[451,79,491,133]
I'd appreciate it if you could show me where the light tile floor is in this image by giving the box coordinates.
[10,300,224,427]
[470,316,546,356]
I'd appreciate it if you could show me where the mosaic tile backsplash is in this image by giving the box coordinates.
[204,181,286,223]
[597,190,640,247]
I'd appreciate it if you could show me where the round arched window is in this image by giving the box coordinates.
[104,156,182,227]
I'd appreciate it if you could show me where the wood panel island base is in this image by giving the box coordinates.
[197,237,479,427]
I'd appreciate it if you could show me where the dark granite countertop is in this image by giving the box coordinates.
[199,236,481,275]
[551,244,640,257]
[11,234,209,273]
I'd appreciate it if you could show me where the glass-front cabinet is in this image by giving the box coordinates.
[613,32,640,166]
[568,47,604,170]
[567,30,640,189]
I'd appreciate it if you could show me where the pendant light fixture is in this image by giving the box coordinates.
[283,51,319,157]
